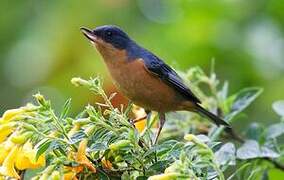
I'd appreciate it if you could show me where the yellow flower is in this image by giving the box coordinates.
[184,134,197,142]
[0,145,20,179]
[15,141,46,170]
[134,119,146,133]
[0,123,15,143]
[0,104,37,124]
[76,139,96,173]
[0,140,14,164]
[0,109,25,123]
[132,105,147,133]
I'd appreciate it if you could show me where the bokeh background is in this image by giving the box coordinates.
[1,0,284,127]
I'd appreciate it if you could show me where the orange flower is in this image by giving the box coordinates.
[101,157,112,169]
[64,166,83,180]
[134,119,147,133]
[76,139,96,173]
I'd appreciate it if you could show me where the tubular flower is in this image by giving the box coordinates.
[63,171,76,180]
[0,123,15,143]
[0,145,20,179]
[76,139,96,173]
[0,104,37,124]
[0,108,25,124]
[15,141,46,170]
[0,140,14,164]
[64,166,83,180]
[101,157,112,169]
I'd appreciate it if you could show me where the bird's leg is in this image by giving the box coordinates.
[154,113,166,144]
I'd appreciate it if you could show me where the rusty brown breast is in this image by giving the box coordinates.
[94,42,194,112]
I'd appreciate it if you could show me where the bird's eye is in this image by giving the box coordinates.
[106,31,112,36]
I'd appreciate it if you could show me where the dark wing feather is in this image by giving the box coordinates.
[142,54,201,104]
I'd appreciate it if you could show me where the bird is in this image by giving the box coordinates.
[80,25,230,143]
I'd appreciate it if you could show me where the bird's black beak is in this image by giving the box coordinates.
[80,27,97,43]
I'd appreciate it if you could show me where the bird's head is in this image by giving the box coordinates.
[81,25,132,59]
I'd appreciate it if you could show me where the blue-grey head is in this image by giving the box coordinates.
[81,25,132,50]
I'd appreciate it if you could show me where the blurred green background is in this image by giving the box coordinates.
[1,0,284,127]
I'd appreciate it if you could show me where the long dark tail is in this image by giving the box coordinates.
[195,104,230,127]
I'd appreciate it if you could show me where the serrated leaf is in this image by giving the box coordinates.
[272,100,284,117]
[266,123,284,139]
[215,143,236,165]
[35,139,52,161]
[60,98,72,120]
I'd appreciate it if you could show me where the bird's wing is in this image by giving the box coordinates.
[142,53,201,104]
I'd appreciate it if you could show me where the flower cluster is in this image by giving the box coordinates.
[0,105,45,179]
[0,67,271,179]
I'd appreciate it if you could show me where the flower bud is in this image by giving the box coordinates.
[50,171,60,180]
[71,77,90,87]
[109,140,132,151]
[11,132,33,144]
[33,93,46,106]
[23,124,38,132]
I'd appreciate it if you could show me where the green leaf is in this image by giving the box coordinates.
[237,140,279,159]
[70,130,87,144]
[35,139,52,161]
[266,123,284,139]
[209,87,263,141]
[227,163,251,180]
[215,143,236,165]
[225,87,263,121]
[59,98,72,120]
[89,142,108,151]
[246,123,264,141]
[146,160,171,176]
[272,100,284,117]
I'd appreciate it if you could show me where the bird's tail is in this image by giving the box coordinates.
[195,104,230,127]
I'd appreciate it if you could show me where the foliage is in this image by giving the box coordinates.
[0,67,284,179]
